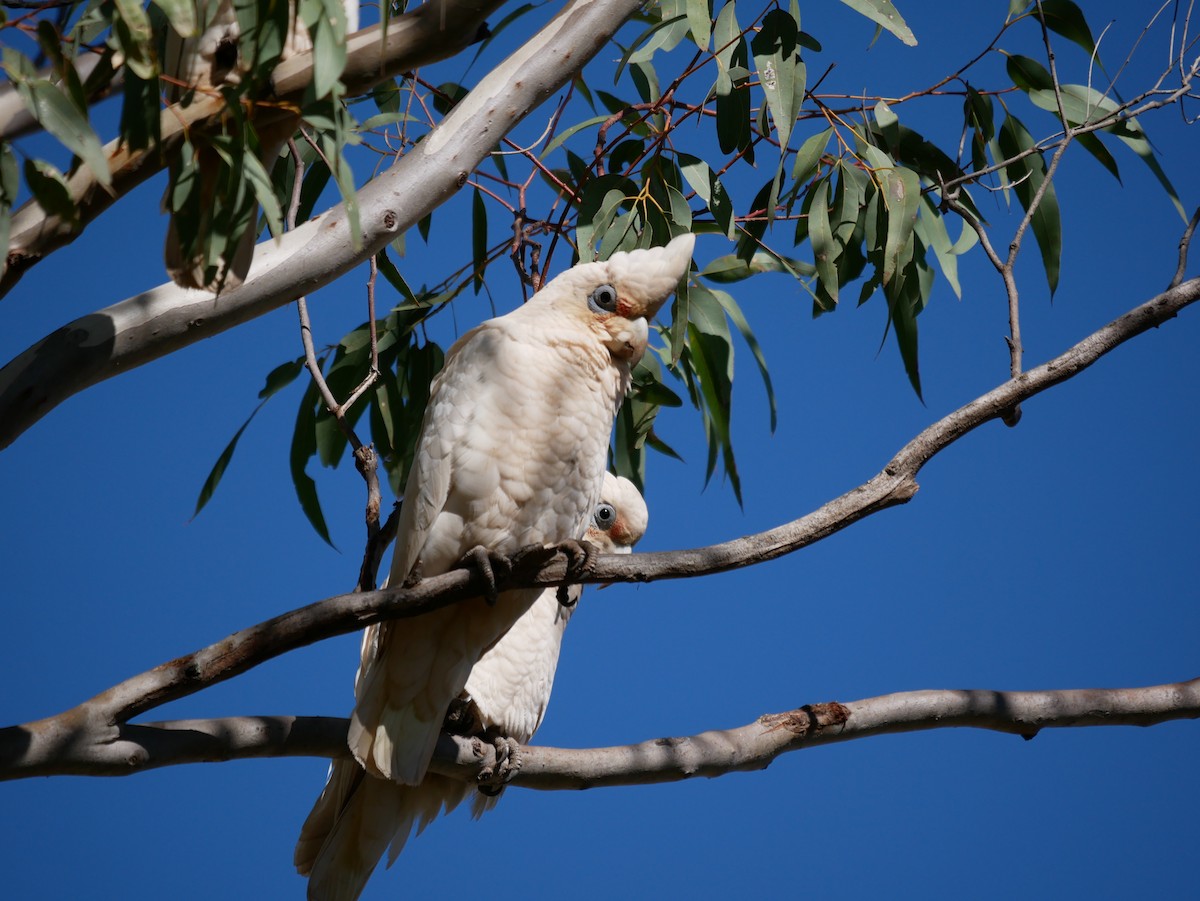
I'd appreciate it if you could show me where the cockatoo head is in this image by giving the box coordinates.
[586,472,649,554]
[538,232,695,365]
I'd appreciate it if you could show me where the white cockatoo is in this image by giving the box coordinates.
[161,0,359,290]
[295,474,649,900]
[348,232,691,789]
[294,233,691,899]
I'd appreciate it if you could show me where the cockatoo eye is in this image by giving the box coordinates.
[588,284,619,313]
[593,502,617,529]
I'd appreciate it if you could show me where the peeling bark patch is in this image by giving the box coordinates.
[759,702,849,736]
[759,710,813,736]
[810,701,851,729]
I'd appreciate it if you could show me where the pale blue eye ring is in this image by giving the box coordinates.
[593,502,617,529]
[589,284,618,313]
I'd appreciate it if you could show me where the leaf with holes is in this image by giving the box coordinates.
[879,165,920,287]
[751,8,805,154]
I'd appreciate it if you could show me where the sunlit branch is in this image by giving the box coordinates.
[3,679,1196,780]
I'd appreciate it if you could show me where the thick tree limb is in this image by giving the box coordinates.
[0,0,646,448]
[3,679,1196,780]
[1,275,1196,783]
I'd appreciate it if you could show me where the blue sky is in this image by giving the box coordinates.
[2,2,1198,898]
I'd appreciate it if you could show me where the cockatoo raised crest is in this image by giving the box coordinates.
[296,475,649,900]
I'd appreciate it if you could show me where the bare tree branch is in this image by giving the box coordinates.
[0,0,648,450]
[1,273,1197,783]
[4,679,1196,781]
[502,678,1200,790]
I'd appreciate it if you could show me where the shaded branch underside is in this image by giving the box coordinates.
[2,679,1196,782]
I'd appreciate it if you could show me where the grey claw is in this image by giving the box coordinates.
[555,539,595,607]
[476,736,522,795]
[459,546,512,605]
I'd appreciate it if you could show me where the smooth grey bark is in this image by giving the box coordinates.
[3,680,1197,781]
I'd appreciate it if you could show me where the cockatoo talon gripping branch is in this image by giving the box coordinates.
[295,235,688,900]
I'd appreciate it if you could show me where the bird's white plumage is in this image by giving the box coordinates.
[296,475,649,901]
[348,234,692,787]
[296,236,691,897]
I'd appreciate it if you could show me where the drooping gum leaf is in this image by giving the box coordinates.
[112,0,156,78]
[809,177,838,304]
[23,159,77,226]
[715,35,752,157]
[239,147,284,240]
[1114,124,1186,221]
[701,251,815,282]
[541,114,610,157]
[712,0,740,95]
[838,0,917,46]
[998,114,1062,295]
[888,278,924,400]
[151,0,197,37]
[880,166,920,287]
[194,401,265,517]
[6,65,111,186]
[1034,0,1098,59]
[472,187,487,294]
[791,127,831,183]
[686,0,711,50]
[913,196,961,299]
[1074,132,1121,182]
[751,8,805,153]
[708,286,778,432]
[291,378,336,546]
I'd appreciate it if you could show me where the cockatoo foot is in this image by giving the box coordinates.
[555,539,596,607]
[457,546,513,605]
[444,693,485,736]
[474,735,522,795]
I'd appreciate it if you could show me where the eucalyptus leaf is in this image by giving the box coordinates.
[998,114,1062,296]
[838,0,917,46]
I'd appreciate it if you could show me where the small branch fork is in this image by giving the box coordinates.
[286,140,392,593]
[2,270,1198,781]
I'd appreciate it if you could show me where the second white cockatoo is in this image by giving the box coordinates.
[346,232,692,789]
[295,474,649,900]
[161,0,359,291]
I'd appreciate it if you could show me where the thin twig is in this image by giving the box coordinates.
[1170,204,1200,289]
[285,143,386,589]
[338,256,381,417]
